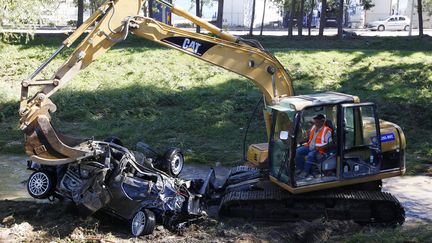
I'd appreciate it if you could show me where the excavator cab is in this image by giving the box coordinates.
[264,92,405,194]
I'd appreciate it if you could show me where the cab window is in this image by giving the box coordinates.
[270,110,296,184]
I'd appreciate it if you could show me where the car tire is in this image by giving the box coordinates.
[161,148,184,177]
[130,209,156,237]
[378,25,385,31]
[404,25,409,31]
[27,171,56,199]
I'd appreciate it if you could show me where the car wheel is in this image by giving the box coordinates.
[404,25,409,31]
[162,148,184,177]
[27,171,56,199]
[130,209,156,237]
[378,25,385,31]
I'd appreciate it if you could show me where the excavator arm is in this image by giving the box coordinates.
[19,0,293,165]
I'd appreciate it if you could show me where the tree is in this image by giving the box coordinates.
[344,0,352,27]
[337,0,344,39]
[77,0,84,27]
[260,0,267,35]
[361,0,374,25]
[418,0,424,36]
[307,0,315,36]
[298,0,305,36]
[288,0,296,36]
[216,0,224,28]
[0,0,56,39]
[249,0,256,35]
[73,0,104,25]
[424,0,432,14]
[88,0,105,14]
[319,0,327,36]
[189,0,213,32]
[149,0,154,18]
[196,0,201,33]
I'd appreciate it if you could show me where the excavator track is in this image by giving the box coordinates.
[217,166,405,225]
[219,186,405,225]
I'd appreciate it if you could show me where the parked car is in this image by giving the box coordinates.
[366,15,410,31]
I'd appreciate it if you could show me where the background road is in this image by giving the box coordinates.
[2,27,430,37]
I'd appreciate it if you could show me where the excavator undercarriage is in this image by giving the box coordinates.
[215,166,405,225]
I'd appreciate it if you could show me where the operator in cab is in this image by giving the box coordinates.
[295,114,332,179]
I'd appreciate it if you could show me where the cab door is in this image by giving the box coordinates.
[386,17,398,30]
[340,103,382,179]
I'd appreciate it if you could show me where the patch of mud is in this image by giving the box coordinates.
[383,176,432,223]
[0,199,360,242]
[1,156,432,242]
[0,155,31,200]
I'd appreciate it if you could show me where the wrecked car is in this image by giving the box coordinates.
[26,139,207,236]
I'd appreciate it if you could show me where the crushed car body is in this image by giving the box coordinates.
[26,139,208,236]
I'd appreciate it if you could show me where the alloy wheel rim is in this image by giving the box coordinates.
[131,211,146,236]
[29,172,49,196]
[171,154,183,175]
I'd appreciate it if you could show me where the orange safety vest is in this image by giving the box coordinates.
[305,125,332,154]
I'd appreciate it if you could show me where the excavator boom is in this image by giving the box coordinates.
[19,0,293,165]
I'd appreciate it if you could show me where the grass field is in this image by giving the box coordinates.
[0,34,431,173]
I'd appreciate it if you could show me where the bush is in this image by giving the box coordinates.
[67,20,77,26]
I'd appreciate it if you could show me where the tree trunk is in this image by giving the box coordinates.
[298,0,305,36]
[196,0,201,33]
[249,0,256,36]
[143,0,148,17]
[260,0,267,35]
[216,0,224,28]
[319,0,327,36]
[338,0,344,39]
[344,0,350,27]
[77,0,84,27]
[308,0,314,36]
[418,0,423,36]
[149,0,154,18]
[288,0,296,36]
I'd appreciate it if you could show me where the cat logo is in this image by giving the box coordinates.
[182,38,202,54]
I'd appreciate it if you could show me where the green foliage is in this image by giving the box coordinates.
[0,0,57,28]
[361,0,375,11]
[424,0,432,15]
[0,0,57,41]
[73,0,105,14]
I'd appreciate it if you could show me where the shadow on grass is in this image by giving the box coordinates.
[335,61,432,171]
[3,32,432,52]
[1,60,431,168]
[0,79,266,164]
[4,33,171,51]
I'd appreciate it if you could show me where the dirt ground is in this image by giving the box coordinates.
[0,199,366,243]
[1,157,431,242]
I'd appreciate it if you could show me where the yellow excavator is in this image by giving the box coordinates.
[19,0,406,227]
